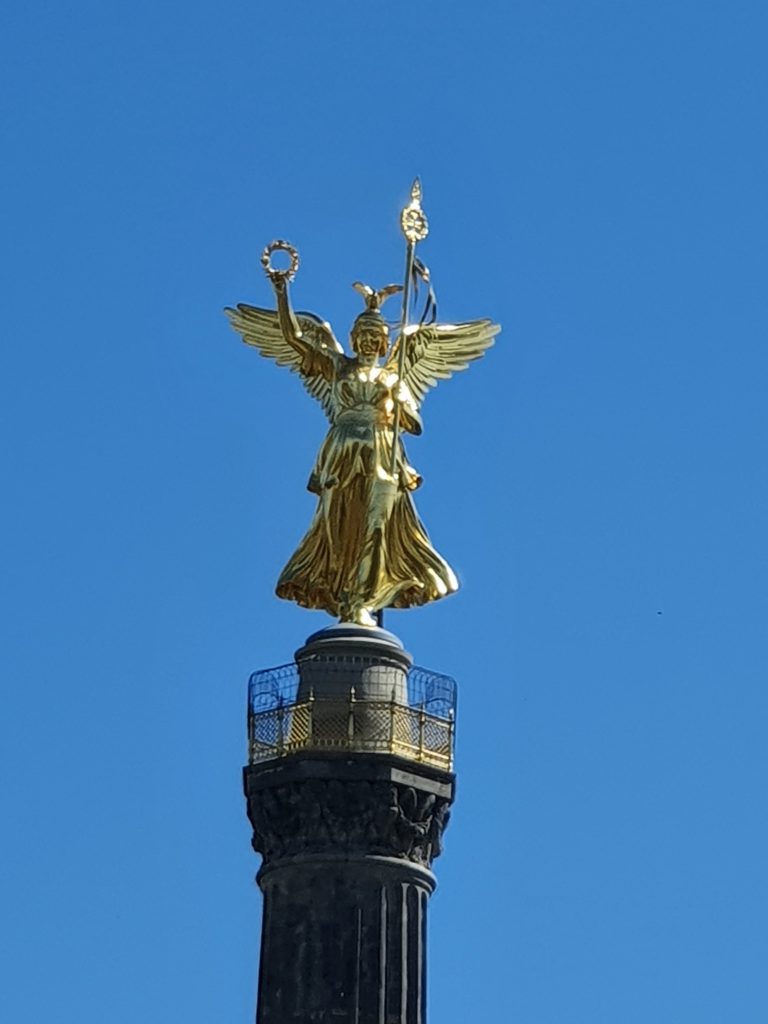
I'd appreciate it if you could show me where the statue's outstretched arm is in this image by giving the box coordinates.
[271,278,314,363]
[226,281,343,416]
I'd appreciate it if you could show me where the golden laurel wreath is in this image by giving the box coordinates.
[261,240,300,282]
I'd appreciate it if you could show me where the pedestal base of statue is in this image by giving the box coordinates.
[243,625,456,1024]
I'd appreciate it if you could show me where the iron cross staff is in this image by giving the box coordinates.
[389,179,430,475]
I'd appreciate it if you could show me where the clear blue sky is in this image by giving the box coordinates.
[2,1,767,1021]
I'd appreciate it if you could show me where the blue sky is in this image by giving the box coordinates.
[2,1,768,1021]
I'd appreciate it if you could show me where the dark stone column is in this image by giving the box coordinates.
[244,753,454,1024]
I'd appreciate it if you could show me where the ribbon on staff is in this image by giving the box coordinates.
[410,256,437,325]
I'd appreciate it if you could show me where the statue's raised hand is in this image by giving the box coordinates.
[261,240,299,291]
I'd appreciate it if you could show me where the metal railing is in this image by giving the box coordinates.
[247,663,456,770]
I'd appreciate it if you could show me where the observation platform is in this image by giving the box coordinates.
[246,625,457,771]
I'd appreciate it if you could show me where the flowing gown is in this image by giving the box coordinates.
[276,356,458,621]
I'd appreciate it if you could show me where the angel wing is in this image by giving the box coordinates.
[224,304,344,419]
[385,319,500,409]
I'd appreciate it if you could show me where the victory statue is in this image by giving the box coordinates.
[226,181,500,627]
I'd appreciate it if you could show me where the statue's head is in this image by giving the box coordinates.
[350,282,402,359]
[351,309,389,358]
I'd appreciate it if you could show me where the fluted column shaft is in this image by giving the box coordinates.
[244,754,454,1024]
[257,859,431,1024]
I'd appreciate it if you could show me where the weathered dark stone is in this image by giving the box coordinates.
[244,753,454,1024]
[295,623,413,707]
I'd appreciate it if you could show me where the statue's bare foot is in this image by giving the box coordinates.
[349,607,377,628]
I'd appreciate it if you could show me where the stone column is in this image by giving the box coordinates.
[243,627,455,1024]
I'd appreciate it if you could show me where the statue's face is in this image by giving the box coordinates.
[352,325,388,359]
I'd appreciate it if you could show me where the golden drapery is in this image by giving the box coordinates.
[276,362,457,622]
[225,286,498,625]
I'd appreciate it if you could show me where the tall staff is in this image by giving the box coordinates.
[389,179,430,475]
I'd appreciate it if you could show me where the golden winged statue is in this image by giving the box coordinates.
[226,195,499,627]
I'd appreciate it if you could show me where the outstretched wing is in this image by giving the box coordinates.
[385,319,500,409]
[224,304,344,419]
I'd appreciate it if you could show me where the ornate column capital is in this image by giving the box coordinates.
[244,753,454,872]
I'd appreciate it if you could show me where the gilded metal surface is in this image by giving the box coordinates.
[260,239,299,282]
[400,177,429,243]
[225,183,500,626]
